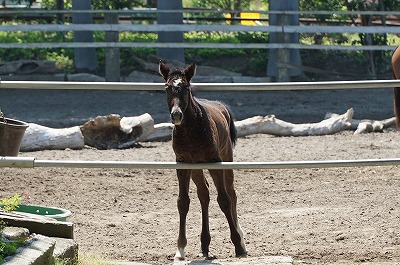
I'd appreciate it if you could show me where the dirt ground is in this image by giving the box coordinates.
[1,86,400,264]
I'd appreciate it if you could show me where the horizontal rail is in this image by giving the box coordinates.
[1,9,400,16]
[1,24,400,34]
[1,80,400,91]
[2,156,400,170]
[1,42,398,51]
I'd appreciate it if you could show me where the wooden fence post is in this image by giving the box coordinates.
[276,14,290,82]
[105,13,120,82]
[267,0,302,81]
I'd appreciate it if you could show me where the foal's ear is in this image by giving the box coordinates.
[183,62,196,83]
[159,60,170,82]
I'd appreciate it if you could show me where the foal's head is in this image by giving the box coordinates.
[159,61,196,125]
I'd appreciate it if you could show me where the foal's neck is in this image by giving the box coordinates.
[184,93,203,122]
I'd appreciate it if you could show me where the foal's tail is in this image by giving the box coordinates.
[226,106,238,147]
[393,46,400,130]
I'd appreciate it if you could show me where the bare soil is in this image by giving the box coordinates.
[1,86,400,264]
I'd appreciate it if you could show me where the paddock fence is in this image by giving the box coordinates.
[2,79,400,91]
[1,79,400,170]
[0,9,399,50]
[1,8,399,82]
[2,156,400,170]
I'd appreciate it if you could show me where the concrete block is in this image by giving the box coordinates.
[2,227,30,241]
[4,234,55,265]
[53,237,78,265]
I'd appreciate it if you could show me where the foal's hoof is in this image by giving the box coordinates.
[235,250,248,258]
[198,251,216,260]
[174,248,186,261]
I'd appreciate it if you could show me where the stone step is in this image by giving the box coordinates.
[3,234,55,265]
[2,227,78,265]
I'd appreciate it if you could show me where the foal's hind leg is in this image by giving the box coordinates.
[224,169,246,253]
[175,169,191,260]
[208,169,247,257]
[191,169,212,258]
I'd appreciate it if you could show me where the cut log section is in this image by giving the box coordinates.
[20,124,84,152]
[80,113,154,149]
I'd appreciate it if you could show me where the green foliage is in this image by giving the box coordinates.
[41,0,147,10]
[0,194,25,263]
[0,238,25,264]
[0,194,23,213]
[46,51,74,72]
[300,0,346,22]
[92,0,145,9]
[187,0,252,10]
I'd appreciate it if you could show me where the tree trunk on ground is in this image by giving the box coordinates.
[21,110,395,151]
[21,114,154,151]
[325,112,395,134]
[143,109,354,141]
[21,124,84,151]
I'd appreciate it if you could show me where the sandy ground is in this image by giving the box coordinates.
[1,86,400,264]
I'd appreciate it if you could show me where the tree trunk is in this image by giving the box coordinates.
[72,0,99,72]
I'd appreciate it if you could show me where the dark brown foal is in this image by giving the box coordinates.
[159,61,247,260]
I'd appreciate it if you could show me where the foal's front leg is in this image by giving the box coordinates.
[175,169,191,260]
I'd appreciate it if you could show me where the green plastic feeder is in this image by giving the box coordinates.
[6,205,72,221]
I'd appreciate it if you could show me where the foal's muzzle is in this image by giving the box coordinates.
[171,107,183,125]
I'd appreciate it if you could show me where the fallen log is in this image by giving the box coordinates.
[20,124,84,152]
[0,59,56,75]
[324,112,395,134]
[21,113,154,151]
[142,108,354,141]
[19,108,380,151]
[80,113,154,149]
[235,108,353,137]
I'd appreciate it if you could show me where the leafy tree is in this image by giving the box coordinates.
[343,0,400,77]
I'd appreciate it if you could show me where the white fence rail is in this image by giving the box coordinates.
[1,80,400,91]
[2,156,400,170]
